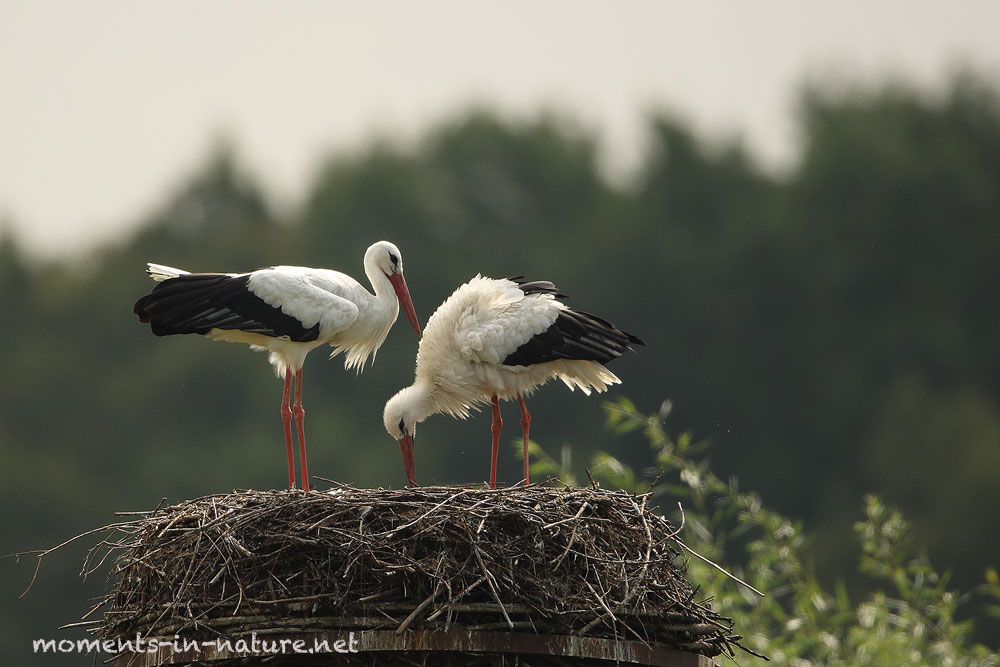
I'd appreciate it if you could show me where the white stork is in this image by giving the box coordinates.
[134,240,421,492]
[383,275,643,488]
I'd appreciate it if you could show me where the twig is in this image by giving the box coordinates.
[471,542,513,629]
[550,501,589,568]
[395,587,439,634]
[675,541,765,598]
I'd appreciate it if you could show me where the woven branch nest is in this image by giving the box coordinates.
[90,483,750,663]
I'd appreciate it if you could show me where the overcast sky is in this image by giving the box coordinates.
[2,1,999,257]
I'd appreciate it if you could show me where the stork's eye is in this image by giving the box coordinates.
[389,252,399,268]
[398,418,405,433]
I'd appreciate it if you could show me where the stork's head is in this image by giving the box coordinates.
[365,240,421,335]
[383,384,432,488]
[366,240,405,276]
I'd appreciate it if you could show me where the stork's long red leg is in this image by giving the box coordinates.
[280,367,295,489]
[489,395,502,489]
[293,369,310,492]
[518,393,531,485]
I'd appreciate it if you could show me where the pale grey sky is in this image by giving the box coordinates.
[2,1,998,256]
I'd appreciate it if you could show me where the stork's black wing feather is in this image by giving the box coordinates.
[502,277,643,367]
[133,273,320,342]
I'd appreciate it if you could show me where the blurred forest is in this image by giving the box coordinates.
[2,70,999,662]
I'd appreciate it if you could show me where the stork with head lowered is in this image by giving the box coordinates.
[383,275,642,488]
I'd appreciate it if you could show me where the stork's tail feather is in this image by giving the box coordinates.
[146,263,189,282]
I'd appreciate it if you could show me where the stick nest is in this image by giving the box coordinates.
[94,484,748,659]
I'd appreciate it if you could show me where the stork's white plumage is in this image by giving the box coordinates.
[383,275,643,488]
[134,240,421,491]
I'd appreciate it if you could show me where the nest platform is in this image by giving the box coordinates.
[91,484,748,665]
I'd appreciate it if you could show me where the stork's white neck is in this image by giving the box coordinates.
[396,380,436,424]
[363,261,392,299]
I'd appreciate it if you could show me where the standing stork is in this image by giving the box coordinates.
[134,240,421,492]
[383,275,643,488]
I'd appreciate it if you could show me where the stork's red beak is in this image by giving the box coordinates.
[388,273,421,336]
[398,434,417,488]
